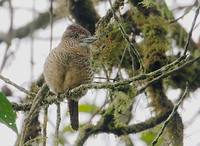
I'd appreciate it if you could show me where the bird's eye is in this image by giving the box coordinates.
[74,32,79,38]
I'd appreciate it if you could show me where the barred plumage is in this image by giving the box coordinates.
[43,24,93,130]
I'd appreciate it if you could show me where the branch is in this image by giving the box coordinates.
[0,0,6,6]
[183,2,200,55]
[9,55,200,112]
[0,0,13,72]
[0,55,197,112]
[55,103,61,146]
[75,109,172,146]
[151,83,189,146]
[18,84,49,146]
[42,106,48,146]
[108,0,144,71]
[68,0,99,34]
[0,74,33,96]
[0,11,60,43]
[138,56,200,94]
[49,0,53,51]
[97,0,124,27]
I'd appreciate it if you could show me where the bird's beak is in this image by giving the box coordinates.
[80,36,97,44]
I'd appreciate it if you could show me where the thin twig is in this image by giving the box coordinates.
[116,46,128,79]
[151,83,189,146]
[108,0,144,72]
[128,46,136,71]
[0,74,33,96]
[55,102,61,146]
[101,64,110,81]
[138,56,200,94]
[94,76,115,81]
[18,84,49,146]
[0,9,61,44]
[97,0,124,27]
[88,99,108,123]
[0,0,6,6]
[49,0,53,51]
[42,105,48,146]
[169,3,195,24]
[30,0,36,82]
[0,0,13,72]
[183,2,200,55]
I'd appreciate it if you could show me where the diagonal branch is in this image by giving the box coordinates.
[97,0,124,27]
[8,55,200,112]
[0,74,33,96]
[183,2,200,55]
[75,105,172,146]
[0,11,61,44]
[18,84,49,146]
[108,0,144,71]
[151,83,189,146]
[0,0,6,6]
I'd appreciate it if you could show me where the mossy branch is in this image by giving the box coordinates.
[1,55,197,112]
[75,109,172,146]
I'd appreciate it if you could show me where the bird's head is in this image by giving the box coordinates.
[62,24,97,43]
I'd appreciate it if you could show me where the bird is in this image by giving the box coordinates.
[43,24,96,130]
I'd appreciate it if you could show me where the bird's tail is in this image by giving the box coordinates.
[68,99,79,130]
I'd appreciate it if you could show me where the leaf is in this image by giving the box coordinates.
[78,104,98,113]
[63,125,73,133]
[0,92,18,133]
[63,124,85,133]
[140,129,163,146]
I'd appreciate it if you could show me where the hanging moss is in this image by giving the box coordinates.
[112,85,136,127]
[92,21,133,71]
[135,14,170,72]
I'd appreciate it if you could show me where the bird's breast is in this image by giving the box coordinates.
[63,63,93,90]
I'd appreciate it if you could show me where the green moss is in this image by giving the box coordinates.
[113,92,130,127]
[100,85,136,128]
[134,14,170,72]
[140,0,156,8]
[141,16,168,38]
[112,86,136,127]
[94,22,126,65]
[92,21,134,71]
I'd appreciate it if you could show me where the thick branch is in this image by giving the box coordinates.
[17,84,49,146]
[0,11,60,43]
[75,109,171,146]
[68,0,99,34]
[9,55,200,112]
[97,0,124,27]
[0,0,6,6]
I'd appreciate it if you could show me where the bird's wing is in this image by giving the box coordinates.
[51,48,72,67]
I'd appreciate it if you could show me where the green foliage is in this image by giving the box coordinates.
[140,129,163,146]
[79,104,99,113]
[63,125,74,133]
[157,2,174,20]
[140,0,156,8]
[113,91,132,126]
[132,8,170,51]
[63,124,86,133]
[0,92,18,133]
[140,15,168,39]
[132,10,170,72]
[112,86,136,127]
[93,21,132,70]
